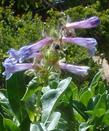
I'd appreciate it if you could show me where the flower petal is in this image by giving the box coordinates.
[9,37,52,63]
[59,62,90,76]
[2,63,33,80]
[4,57,17,64]
[62,37,97,56]
[65,16,100,29]
[7,49,19,63]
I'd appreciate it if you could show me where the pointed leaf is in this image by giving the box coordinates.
[20,115,31,131]
[70,82,79,99]
[103,110,109,126]
[30,123,47,131]
[89,71,101,94]
[93,93,107,117]
[41,77,72,123]
[3,118,20,131]
[22,77,41,101]
[72,100,89,120]
[80,90,92,106]
[47,112,61,131]
[6,72,26,122]
[79,122,93,131]
[0,114,4,131]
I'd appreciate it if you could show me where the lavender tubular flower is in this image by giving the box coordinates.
[7,49,19,60]
[29,37,53,51]
[62,37,97,56]
[8,37,53,63]
[4,57,18,65]
[2,63,33,80]
[19,37,52,62]
[65,16,100,29]
[19,51,42,63]
[59,62,90,76]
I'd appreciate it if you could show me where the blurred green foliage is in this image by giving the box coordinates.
[0,0,109,86]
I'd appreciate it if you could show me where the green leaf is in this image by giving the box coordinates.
[72,100,89,120]
[86,93,107,117]
[3,118,20,131]
[94,108,106,117]
[41,77,72,123]
[47,112,61,131]
[94,93,106,111]
[6,72,26,122]
[0,92,13,118]
[87,93,107,117]
[93,93,107,117]
[87,94,100,110]
[79,122,93,131]
[20,115,31,131]
[103,110,109,126]
[0,92,8,104]
[48,72,59,88]
[80,90,92,107]
[86,108,105,118]
[89,71,101,94]
[30,123,47,131]
[97,81,106,94]
[22,77,41,101]
[92,94,101,107]
[0,114,4,131]
[70,82,79,100]
[24,94,37,122]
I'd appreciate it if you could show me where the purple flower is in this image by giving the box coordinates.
[65,16,100,29]
[7,49,19,62]
[8,37,53,63]
[59,62,90,76]
[2,63,33,80]
[62,37,97,56]
[4,57,17,65]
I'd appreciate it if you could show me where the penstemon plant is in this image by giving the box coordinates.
[3,16,100,80]
[1,16,100,131]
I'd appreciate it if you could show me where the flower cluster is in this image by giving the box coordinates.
[2,16,100,80]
